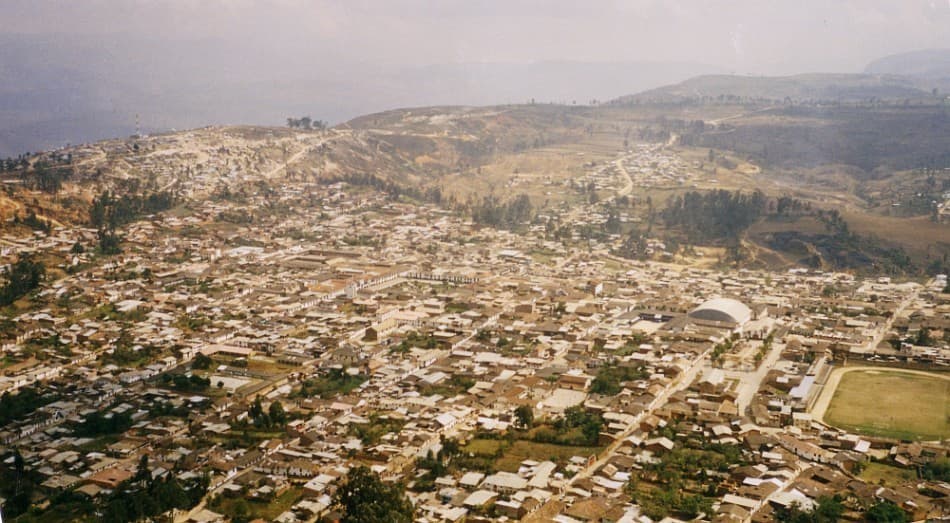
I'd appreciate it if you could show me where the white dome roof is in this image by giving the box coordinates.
[688,298,751,325]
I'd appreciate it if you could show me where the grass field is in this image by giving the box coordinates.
[462,438,602,472]
[496,440,601,472]
[860,461,916,487]
[213,486,302,521]
[824,370,949,441]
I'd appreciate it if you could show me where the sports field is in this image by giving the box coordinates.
[823,369,949,441]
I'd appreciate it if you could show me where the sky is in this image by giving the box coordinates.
[1,0,949,155]
[2,0,949,74]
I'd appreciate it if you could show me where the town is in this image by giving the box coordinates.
[1,125,948,523]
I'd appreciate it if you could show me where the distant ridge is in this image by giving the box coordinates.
[612,73,931,104]
[864,49,950,79]
[0,32,719,157]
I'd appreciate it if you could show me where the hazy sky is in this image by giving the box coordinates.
[3,0,949,74]
[2,0,950,155]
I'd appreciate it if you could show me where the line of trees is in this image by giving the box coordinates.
[1,154,31,172]
[661,189,767,243]
[89,189,176,255]
[471,193,533,230]
[286,116,327,130]
[12,210,53,233]
[324,172,449,205]
[0,386,59,427]
[20,161,73,193]
[74,409,134,437]
[89,189,176,230]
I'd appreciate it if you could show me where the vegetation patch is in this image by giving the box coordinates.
[860,461,916,487]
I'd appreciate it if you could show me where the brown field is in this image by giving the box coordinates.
[840,212,950,258]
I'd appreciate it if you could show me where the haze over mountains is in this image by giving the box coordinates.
[864,48,950,79]
[1,28,949,158]
[0,33,721,157]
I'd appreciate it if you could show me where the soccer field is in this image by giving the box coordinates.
[823,369,949,441]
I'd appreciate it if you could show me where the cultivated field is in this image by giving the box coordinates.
[822,369,949,441]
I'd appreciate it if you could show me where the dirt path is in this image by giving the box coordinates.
[809,365,950,422]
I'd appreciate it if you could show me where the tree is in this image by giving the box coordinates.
[777,496,844,523]
[97,228,123,255]
[914,328,935,347]
[232,498,251,523]
[333,466,414,523]
[269,400,287,427]
[865,501,908,522]
[135,454,150,483]
[0,255,45,306]
[514,405,534,429]
[192,352,213,370]
[604,208,621,234]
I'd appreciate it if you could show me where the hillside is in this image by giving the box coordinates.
[677,104,950,173]
[865,48,950,79]
[1,94,947,277]
[0,105,593,226]
[0,32,717,157]
[614,73,931,104]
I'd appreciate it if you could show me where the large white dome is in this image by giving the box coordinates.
[688,298,751,325]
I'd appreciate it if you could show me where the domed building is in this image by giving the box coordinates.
[688,298,752,326]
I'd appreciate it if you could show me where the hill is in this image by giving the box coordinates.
[614,73,931,104]
[1,95,947,277]
[865,49,950,79]
[0,33,717,157]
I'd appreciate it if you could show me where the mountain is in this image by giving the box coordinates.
[864,49,950,79]
[0,33,718,157]
[613,73,931,104]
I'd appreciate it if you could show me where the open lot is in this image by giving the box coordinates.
[822,369,949,441]
[462,438,601,473]
[860,461,916,487]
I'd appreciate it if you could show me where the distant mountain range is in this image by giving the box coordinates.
[0,33,719,157]
[617,49,950,106]
[3,34,949,159]
[864,48,950,79]
[612,73,934,104]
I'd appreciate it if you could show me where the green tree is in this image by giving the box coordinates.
[777,496,844,523]
[232,498,251,523]
[97,228,123,255]
[192,352,213,369]
[269,400,287,427]
[0,254,45,306]
[333,466,414,523]
[514,405,534,429]
[865,501,908,522]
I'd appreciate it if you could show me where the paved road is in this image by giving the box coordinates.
[731,339,786,415]
[860,282,922,353]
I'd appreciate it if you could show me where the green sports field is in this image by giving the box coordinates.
[824,370,949,441]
